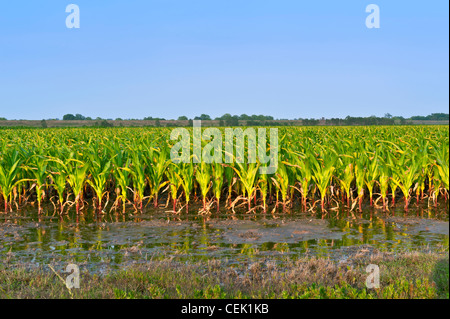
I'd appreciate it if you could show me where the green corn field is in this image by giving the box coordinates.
[0,125,448,215]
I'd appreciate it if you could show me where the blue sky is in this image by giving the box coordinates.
[0,0,448,120]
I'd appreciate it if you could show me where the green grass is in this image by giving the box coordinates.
[0,251,448,299]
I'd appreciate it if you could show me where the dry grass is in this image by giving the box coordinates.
[0,250,448,299]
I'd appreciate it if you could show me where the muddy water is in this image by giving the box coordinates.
[0,206,448,273]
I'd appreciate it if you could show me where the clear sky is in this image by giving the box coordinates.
[0,0,448,120]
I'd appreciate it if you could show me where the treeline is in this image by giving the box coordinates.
[1,113,448,127]
[54,112,450,123]
[410,113,449,121]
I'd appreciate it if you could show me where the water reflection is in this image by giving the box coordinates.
[0,205,448,272]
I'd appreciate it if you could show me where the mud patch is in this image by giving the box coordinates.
[386,217,449,236]
[211,219,345,244]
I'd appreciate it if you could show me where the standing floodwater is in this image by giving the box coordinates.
[1,206,448,273]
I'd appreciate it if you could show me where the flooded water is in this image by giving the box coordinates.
[1,205,448,273]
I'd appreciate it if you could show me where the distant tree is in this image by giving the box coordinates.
[410,115,426,120]
[427,113,449,120]
[227,115,239,126]
[63,114,76,120]
[303,118,319,126]
[40,119,47,128]
[218,113,231,120]
[384,113,393,119]
[75,114,86,120]
[115,118,123,121]
[411,113,449,121]
[188,119,193,127]
[177,116,188,121]
[0,117,6,120]
[94,120,113,127]
[155,119,161,127]
[247,120,262,126]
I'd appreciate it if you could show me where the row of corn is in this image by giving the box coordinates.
[0,126,448,214]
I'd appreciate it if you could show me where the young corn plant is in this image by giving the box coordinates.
[195,161,211,213]
[177,162,194,213]
[223,164,235,208]
[354,159,366,212]
[146,147,170,208]
[257,172,269,213]
[47,157,70,214]
[23,155,49,214]
[389,153,418,210]
[311,152,336,213]
[212,163,224,213]
[0,150,27,213]
[290,152,314,212]
[86,149,112,213]
[392,159,417,210]
[230,162,260,212]
[126,152,147,212]
[378,163,390,211]
[165,163,183,213]
[271,162,290,212]
[112,157,132,213]
[364,153,379,207]
[66,158,89,214]
[107,142,132,213]
[434,143,449,202]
